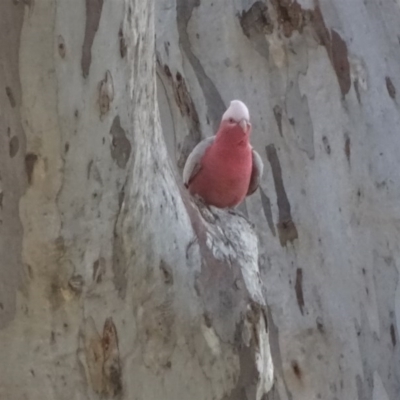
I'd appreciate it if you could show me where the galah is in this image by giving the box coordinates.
[183,100,263,209]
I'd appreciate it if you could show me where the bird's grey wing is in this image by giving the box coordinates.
[183,136,215,187]
[247,149,264,195]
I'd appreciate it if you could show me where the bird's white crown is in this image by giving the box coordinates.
[222,100,250,122]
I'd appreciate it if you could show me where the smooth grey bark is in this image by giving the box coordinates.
[0,1,271,400]
[156,0,400,399]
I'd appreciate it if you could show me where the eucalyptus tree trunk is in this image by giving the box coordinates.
[157,0,400,399]
[0,1,271,400]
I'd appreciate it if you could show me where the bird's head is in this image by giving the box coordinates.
[221,100,251,136]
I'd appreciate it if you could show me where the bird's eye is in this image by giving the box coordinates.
[228,118,235,124]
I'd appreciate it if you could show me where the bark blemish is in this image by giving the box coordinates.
[285,80,315,159]
[166,69,200,127]
[266,144,298,246]
[239,1,273,38]
[312,5,330,46]
[344,133,351,163]
[159,259,174,285]
[239,1,274,59]
[260,188,276,236]
[93,258,105,283]
[163,64,172,78]
[109,116,131,169]
[176,0,226,131]
[322,135,331,154]
[99,70,114,117]
[354,80,361,103]
[295,268,304,315]
[204,312,212,328]
[390,323,396,347]
[68,274,84,294]
[102,318,122,396]
[82,317,122,395]
[57,35,66,58]
[5,87,16,108]
[271,0,308,38]
[385,76,396,99]
[48,279,63,310]
[273,105,283,136]
[112,232,127,299]
[119,27,127,58]
[81,0,104,78]
[161,64,201,169]
[25,153,38,184]
[330,30,351,96]
[9,136,19,158]
[312,6,351,96]
[316,317,324,333]
[292,360,302,380]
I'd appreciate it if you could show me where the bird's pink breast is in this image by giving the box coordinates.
[188,138,252,208]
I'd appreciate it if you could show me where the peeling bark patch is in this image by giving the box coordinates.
[312,6,330,46]
[99,70,114,117]
[260,188,276,236]
[82,317,122,396]
[295,268,304,315]
[239,1,273,38]
[311,8,350,96]
[266,144,298,246]
[385,76,396,99]
[271,0,308,38]
[102,318,122,396]
[9,136,19,157]
[5,87,16,108]
[57,35,66,58]
[81,0,104,78]
[25,153,38,184]
[390,324,396,347]
[273,105,283,136]
[330,30,351,96]
[109,116,131,169]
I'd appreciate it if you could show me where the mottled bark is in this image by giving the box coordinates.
[157,0,400,399]
[0,1,271,400]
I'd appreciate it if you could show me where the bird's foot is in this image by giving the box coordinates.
[193,195,220,222]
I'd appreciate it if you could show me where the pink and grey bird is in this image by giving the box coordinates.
[183,100,263,208]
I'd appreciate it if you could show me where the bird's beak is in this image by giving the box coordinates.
[239,119,250,134]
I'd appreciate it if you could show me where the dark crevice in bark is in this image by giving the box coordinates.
[81,0,104,78]
[176,0,226,132]
[266,144,298,247]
